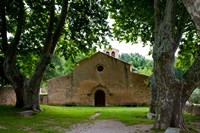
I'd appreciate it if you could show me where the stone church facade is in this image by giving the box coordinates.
[47,50,150,106]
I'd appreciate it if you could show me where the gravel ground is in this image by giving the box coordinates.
[65,119,153,133]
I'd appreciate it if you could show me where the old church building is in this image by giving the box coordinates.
[47,49,150,106]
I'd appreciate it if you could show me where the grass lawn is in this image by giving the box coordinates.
[0,105,199,133]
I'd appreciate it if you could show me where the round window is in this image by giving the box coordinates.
[97,65,104,72]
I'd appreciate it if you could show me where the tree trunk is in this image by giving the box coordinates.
[150,0,200,129]
[14,83,41,110]
[149,74,157,114]
[23,79,41,110]
[14,86,25,108]
[153,75,185,128]
[151,0,191,129]
[3,56,42,110]
[151,51,190,128]
[1,0,68,110]
[152,54,186,129]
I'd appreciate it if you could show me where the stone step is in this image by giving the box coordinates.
[165,127,180,133]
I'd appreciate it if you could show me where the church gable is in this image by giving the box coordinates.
[72,52,132,84]
[47,51,150,106]
[75,52,131,69]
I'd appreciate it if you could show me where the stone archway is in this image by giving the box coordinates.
[94,90,105,107]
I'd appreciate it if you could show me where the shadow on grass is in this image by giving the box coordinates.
[0,105,199,133]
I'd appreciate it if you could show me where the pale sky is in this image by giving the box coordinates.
[108,39,152,60]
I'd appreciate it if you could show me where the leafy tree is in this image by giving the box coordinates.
[0,0,110,110]
[175,28,200,71]
[43,51,93,81]
[108,0,200,129]
[120,53,153,75]
[43,55,67,80]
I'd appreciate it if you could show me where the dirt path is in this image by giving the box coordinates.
[65,119,153,133]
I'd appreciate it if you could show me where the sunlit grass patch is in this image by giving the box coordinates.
[0,105,199,133]
[95,106,154,125]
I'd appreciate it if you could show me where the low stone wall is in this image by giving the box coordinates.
[185,103,200,116]
[0,87,49,105]
[0,87,16,105]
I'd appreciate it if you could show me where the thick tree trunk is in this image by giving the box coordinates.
[153,77,185,128]
[3,56,25,108]
[14,86,25,108]
[14,83,41,110]
[152,55,186,129]
[1,0,68,110]
[23,79,41,110]
[14,85,41,110]
[3,56,42,110]
[152,51,189,129]
[151,0,190,129]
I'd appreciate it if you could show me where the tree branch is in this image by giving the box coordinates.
[163,0,176,34]
[8,0,25,57]
[153,0,178,58]
[153,0,162,54]
[51,0,69,52]
[175,8,189,45]
[30,0,69,88]
[154,0,161,32]
[30,0,56,88]
[182,56,200,102]
[171,0,177,31]
[183,56,200,88]
[2,0,26,87]
[182,0,200,32]
[0,1,8,53]
[42,0,55,54]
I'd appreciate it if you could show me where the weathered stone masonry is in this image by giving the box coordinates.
[0,87,16,105]
[47,52,150,106]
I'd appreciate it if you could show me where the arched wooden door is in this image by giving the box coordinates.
[95,90,105,107]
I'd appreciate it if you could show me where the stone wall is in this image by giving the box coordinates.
[0,87,16,105]
[47,52,150,106]
[47,74,72,105]
[69,53,134,106]
[131,73,150,104]
[0,87,49,105]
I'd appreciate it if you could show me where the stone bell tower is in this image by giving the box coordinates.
[103,48,119,59]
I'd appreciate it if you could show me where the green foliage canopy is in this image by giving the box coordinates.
[0,0,111,80]
[107,0,154,44]
[108,0,200,70]
[120,53,153,75]
[43,51,89,81]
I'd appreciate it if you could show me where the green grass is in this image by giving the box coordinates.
[0,105,199,133]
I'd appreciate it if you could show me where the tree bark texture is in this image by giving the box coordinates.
[181,0,200,105]
[149,74,157,114]
[151,0,200,129]
[183,0,200,32]
[152,0,195,129]
[1,0,69,110]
